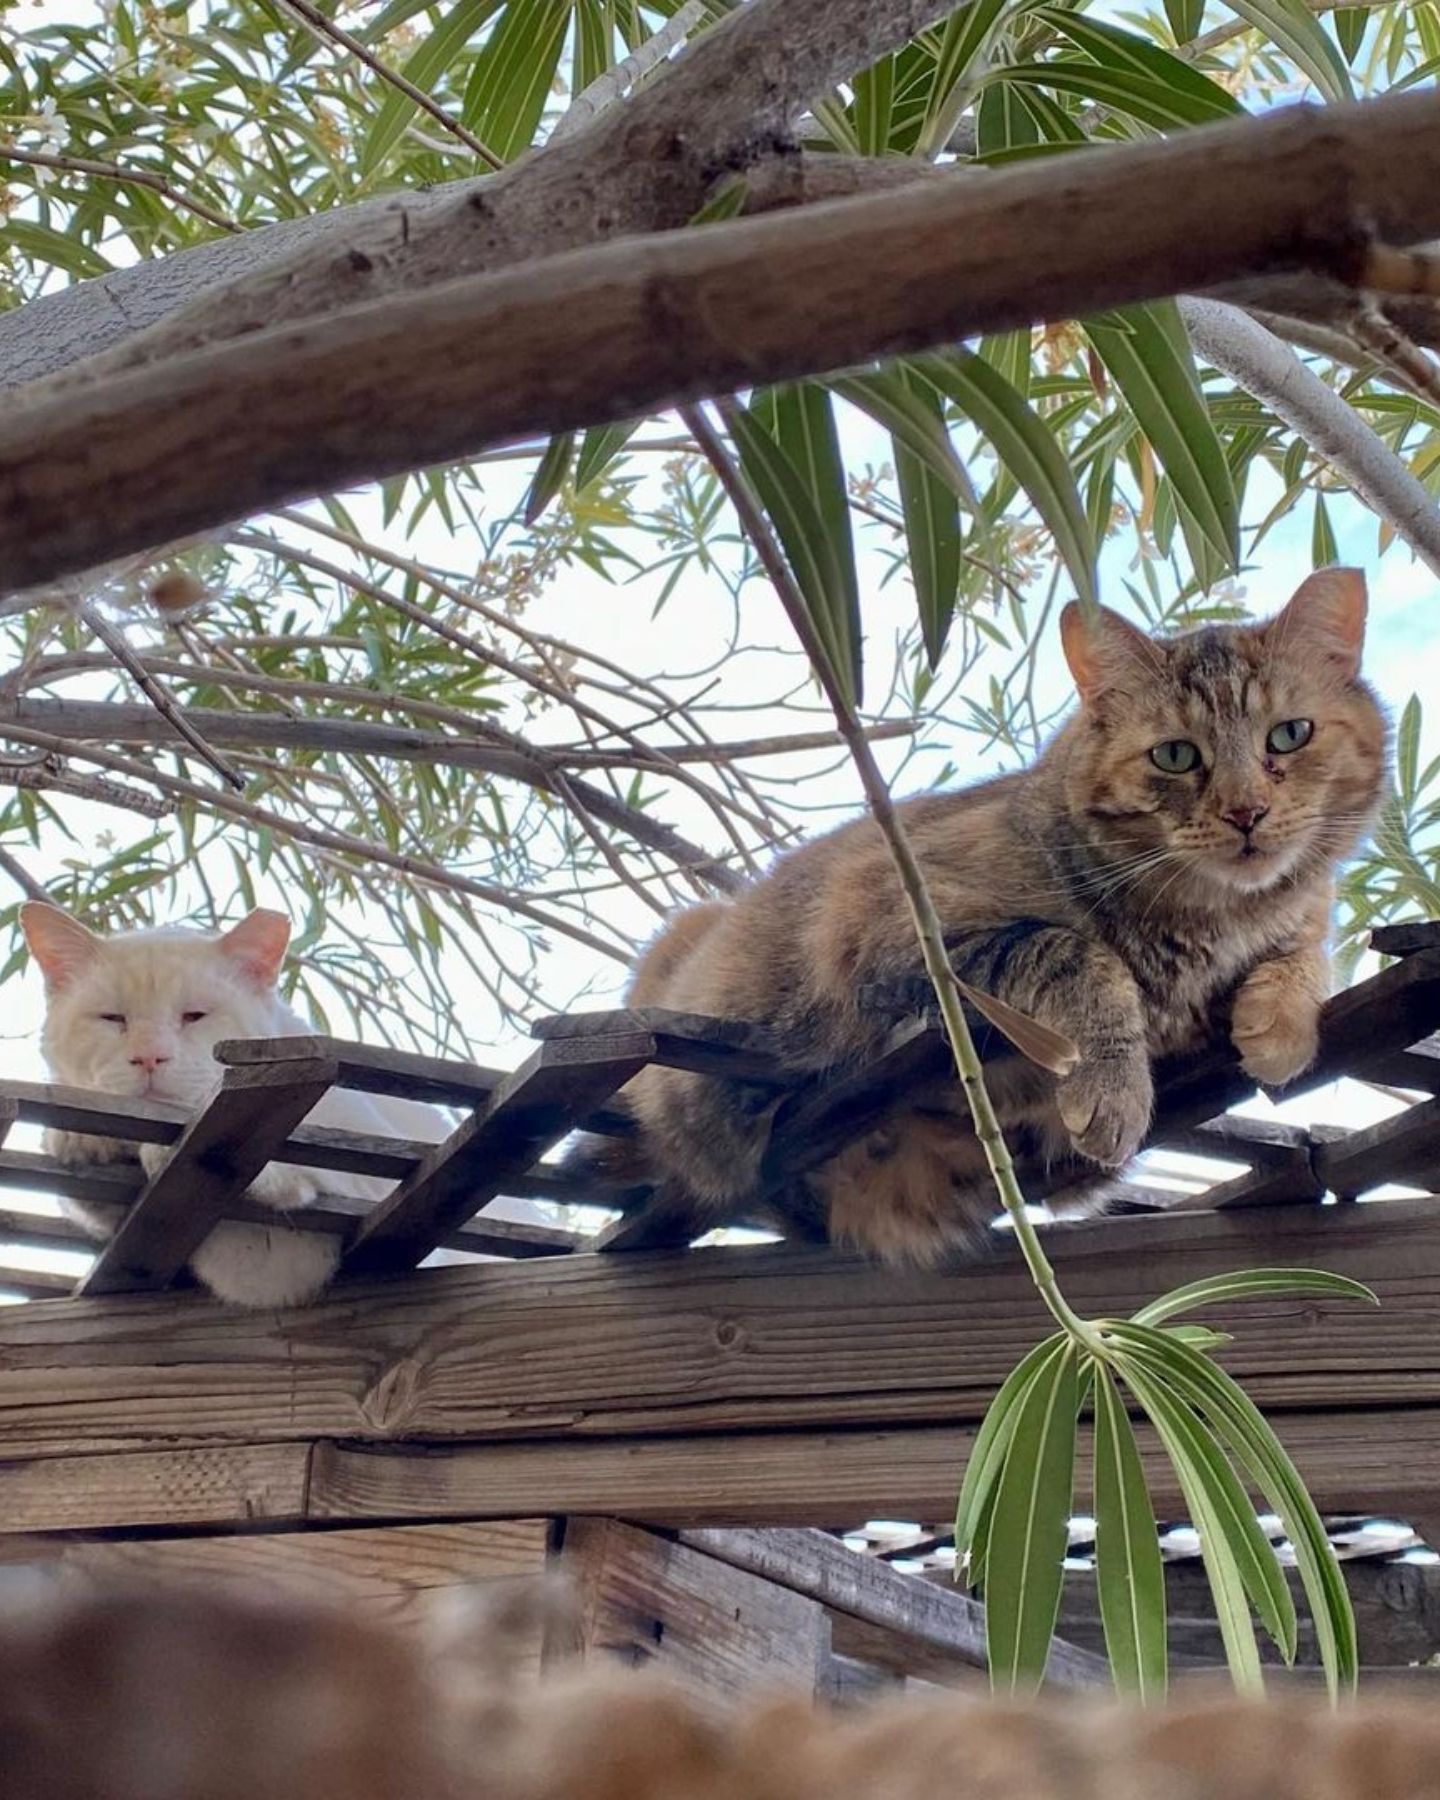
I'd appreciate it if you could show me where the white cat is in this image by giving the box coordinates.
[20,903,454,1308]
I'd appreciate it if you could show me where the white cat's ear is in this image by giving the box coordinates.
[1268,567,1367,678]
[217,909,290,989]
[20,903,101,992]
[1060,601,1156,704]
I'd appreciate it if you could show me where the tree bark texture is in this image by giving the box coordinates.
[4,93,1440,597]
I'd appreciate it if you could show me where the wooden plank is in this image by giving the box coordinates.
[0,1149,581,1259]
[0,1096,15,1150]
[533,1008,785,1083]
[0,1442,310,1532]
[3,1200,1440,1457]
[80,1047,341,1295]
[1371,921,1440,958]
[1358,1040,1440,1095]
[558,1517,829,1697]
[344,1033,654,1275]
[679,1526,1106,1688]
[1313,1096,1440,1199]
[0,1265,75,1297]
[309,1407,1440,1528]
[0,1519,549,1630]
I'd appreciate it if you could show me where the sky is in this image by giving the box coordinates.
[3,0,1439,1292]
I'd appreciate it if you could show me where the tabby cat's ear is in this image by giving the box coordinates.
[1059,601,1156,704]
[1267,567,1367,679]
[20,903,101,992]
[217,909,291,989]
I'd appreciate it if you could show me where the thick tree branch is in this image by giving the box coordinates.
[5,94,1440,595]
[1179,296,1440,578]
[0,0,964,393]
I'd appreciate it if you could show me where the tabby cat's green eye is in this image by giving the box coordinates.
[1149,739,1201,775]
[1266,718,1313,754]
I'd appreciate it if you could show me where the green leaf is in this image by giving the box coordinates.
[523,431,575,524]
[463,0,571,160]
[1397,693,1423,809]
[575,419,641,490]
[916,349,1098,610]
[1117,1359,1278,1690]
[851,55,895,156]
[984,1341,1079,1692]
[1228,0,1353,99]
[1086,302,1240,572]
[1312,492,1339,568]
[1092,1364,1167,1700]
[894,369,964,670]
[828,368,978,512]
[1164,0,1205,43]
[3,219,113,279]
[1002,60,1237,129]
[1334,6,1367,60]
[1132,1268,1378,1328]
[1030,13,1243,118]
[955,1333,1069,1584]
[918,0,1013,152]
[1109,1322,1357,1698]
[728,388,863,707]
[360,0,505,172]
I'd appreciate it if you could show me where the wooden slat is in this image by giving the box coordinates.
[558,1517,829,1697]
[1371,921,1440,957]
[80,1047,340,1295]
[344,1032,655,1274]
[1313,1096,1440,1199]
[0,1096,15,1151]
[0,1520,549,1628]
[0,1442,310,1532]
[679,1526,1105,1688]
[2,1200,1438,1457]
[0,1265,76,1297]
[533,1008,785,1083]
[0,1150,581,1260]
[1359,1039,1440,1095]
[308,1406,1440,1529]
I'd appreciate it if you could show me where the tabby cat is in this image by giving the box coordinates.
[575,569,1387,1258]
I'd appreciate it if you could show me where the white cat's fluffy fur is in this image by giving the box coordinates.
[21,903,452,1308]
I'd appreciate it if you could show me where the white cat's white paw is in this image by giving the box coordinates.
[245,1161,321,1212]
[190,1221,339,1309]
[44,1126,138,1167]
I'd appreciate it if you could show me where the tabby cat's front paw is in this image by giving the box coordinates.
[1056,1049,1153,1169]
[1231,973,1320,1088]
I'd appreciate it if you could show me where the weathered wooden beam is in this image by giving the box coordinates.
[679,1526,1106,1688]
[305,1405,1440,1530]
[0,1442,311,1532]
[80,1047,340,1294]
[1313,1096,1440,1199]
[343,1033,654,1274]
[1371,921,1440,958]
[532,1008,785,1084]
[2,1201,1432,1459]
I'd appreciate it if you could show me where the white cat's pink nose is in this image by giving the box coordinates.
[129,1053,171,1072]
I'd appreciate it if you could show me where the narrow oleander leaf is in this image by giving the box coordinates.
[955,1334,1069,1583]
[915,350,1098,611]
[1109,1321,1358,1697]
[574,419,641,491]
[1312,492,1340,568]
[4,220,113,280]
[891,370,963,669]
[1397,693,1423,809]
[1132,1269,1377,1328]
[523,432,575,525]
[463,0,571,160]
[1093,1364,1167,1700]
[828,368,979,511]
[1335,6,1368,61]
[1164,0,1205,43]
[1035,9,1242,117]
[985,1342,1079,1692]
[360,0,505,172]
[1163,1325,1234,1353]
[918,0,1013,152]
[851,54,896,155]
[1228,0,1353,99]
[1086,302,1240,572]
[1118,1359,1269,1691]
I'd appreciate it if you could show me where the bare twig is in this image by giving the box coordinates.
[0,747,173,818]
[551,0,708,143]
[1180,296,1440,578]
[0,143,241,234]
[76,602,246,790]
[0,844,50,902]
[268,0,503,169]
[1347,305,1440,409]
[0,720,633,963]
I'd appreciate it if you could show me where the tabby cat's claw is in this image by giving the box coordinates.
[1056,1051,1153,1169]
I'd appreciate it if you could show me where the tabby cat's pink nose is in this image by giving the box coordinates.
[1222,804,1268,835]
[129,1053,171,1072]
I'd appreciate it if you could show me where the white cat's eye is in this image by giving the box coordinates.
[97,1012,126,1026]
[1149,739,1201,775]
[180,1011,208,1025]
[1266,717,1313,754]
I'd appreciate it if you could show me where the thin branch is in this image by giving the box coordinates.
[9,92,1440,596]
[1347,304,1440,409]
[0,142,242,234]
[1186,0,1391,59]
[0,720,633,964]
[268,0,503,168]
[0,748,173,818]
[1179,296,1440,579]
[551,0,708,143]
[76,602,246,791]
[0,845,50,902]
